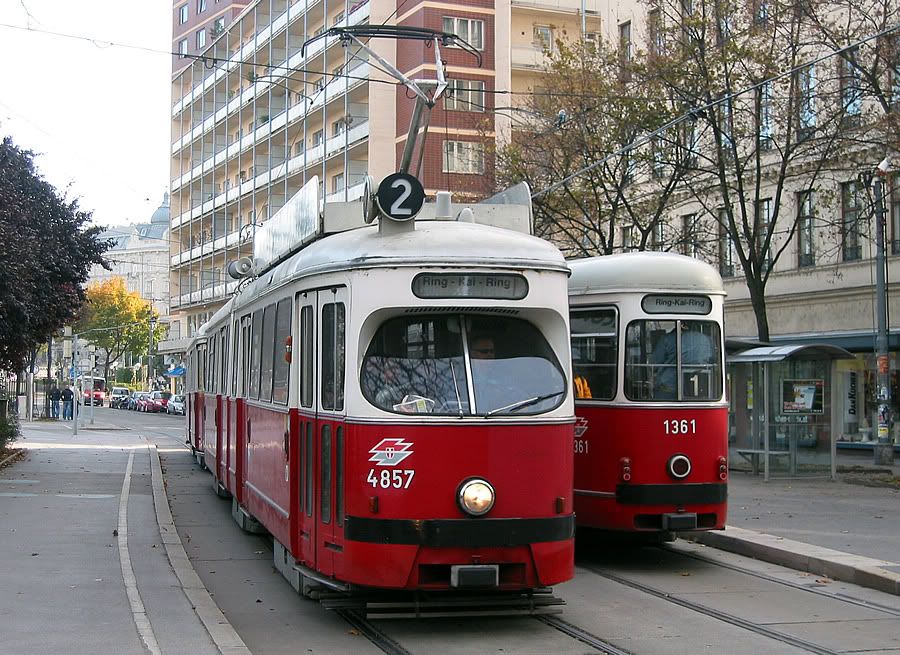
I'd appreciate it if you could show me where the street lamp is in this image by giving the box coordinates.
[869,157,892,451]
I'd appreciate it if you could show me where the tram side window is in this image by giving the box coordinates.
[249,309,263,399]
[219,326,228,394]
[272,299,292,405]
[321,302,346,411]
[259,304,276,402]
[300,306,313,408]
[239,317,251,397]
[208,338,216,393]
[624,320,721,401]
[570,308,617,400]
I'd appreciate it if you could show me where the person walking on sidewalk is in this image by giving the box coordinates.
[61,385,74,420]
[49,384,61,419]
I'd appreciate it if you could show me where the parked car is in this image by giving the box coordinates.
[110,387,130,409]
[167,394,185,416]
[127,392,148,411]
[145,391,172,413]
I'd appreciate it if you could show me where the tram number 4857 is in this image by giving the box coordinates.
[663,419,697,435]
[367,469,415,489]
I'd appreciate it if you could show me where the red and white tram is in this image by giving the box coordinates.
[184,185,575,602]
[568,252,728,539]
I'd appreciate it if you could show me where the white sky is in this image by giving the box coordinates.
[0,0,172,228]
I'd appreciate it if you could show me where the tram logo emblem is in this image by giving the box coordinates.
[574,417,589,438]
[369,438,414,467]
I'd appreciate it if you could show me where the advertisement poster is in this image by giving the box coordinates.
[782,379,824,414]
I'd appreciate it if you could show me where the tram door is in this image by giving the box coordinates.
[314,287,348,576]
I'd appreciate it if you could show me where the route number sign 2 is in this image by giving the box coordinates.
[376,172,425,221]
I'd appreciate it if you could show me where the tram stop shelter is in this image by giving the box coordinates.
[727,344,855,481]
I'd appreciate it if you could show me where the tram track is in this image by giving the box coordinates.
[581,562,844,655]
[662,542,900,618]
[536,615,634,655]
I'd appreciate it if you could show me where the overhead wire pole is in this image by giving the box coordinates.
[872,158,892,450]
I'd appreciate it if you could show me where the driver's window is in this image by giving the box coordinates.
[360,314,565,416]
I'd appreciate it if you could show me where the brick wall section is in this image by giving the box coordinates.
[393,0,496,196]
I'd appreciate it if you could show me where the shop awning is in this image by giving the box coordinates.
[727,344,855,364]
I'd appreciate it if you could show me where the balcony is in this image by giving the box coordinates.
[511,44,547,70]
[171,0,370,121]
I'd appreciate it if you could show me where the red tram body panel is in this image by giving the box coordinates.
[183,203,576,598]
[569,253,728,536]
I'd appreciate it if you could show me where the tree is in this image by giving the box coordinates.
[643,0,868,340]
[494,39,691,257]
[73,278,161,381]
[0,136,110,370]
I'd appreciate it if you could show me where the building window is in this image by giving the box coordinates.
[651,222,665,250]
[798,190,815,267]
[716,6,733,45]
[842,181,863,261]
[758,81,773,150]
[445,79,485,112]
[797,64,817,140]
[196,28,206,49]
[651,137,665,179]
[584,32,599,50]
[332,173,345,193]
[333,10,344,25]
[756,199,772,271]
[681,214,699,257]
[718,210,737,277]
[892,174,900,254]
[533,25,553,50]
[178,39,189,57]
[197,0,206,13]
[313,129,324,147]
[442,140,485,174]
[179,4,189,23]
[753,0,769,25]
[619,21,632,65]
[442,17,484,50]
[718,95,734,157]
[840,52,862,124]
[213,16,225,35]
[622,225,639,252]
[648,8,663,57]
[680,119,699,167]
[332,118,345,137]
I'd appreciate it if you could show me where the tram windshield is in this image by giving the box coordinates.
[624,319,722,402]
[361,315,566,416]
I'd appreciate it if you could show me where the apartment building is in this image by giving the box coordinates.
[165,0,602,348]
[173,0,251,78]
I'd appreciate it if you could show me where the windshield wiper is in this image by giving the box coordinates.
[485,390,565,417]
[449,359,464,418]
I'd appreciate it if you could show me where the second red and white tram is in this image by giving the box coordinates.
[568,252,728,539]
[184,209,576,602]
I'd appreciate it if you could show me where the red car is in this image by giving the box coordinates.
[81,388,104,406]
[144,391,172,413]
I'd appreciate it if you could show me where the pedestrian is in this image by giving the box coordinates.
[60,384,74,420]
[49,384,61,419]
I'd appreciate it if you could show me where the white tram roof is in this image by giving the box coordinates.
[567,252,725,296]
[236,221,568,308]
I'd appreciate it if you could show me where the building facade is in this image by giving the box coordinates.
[89,192,171,318]
[166,0,602,343]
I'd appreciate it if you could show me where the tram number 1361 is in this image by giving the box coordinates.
[367,469,415,489]
[663,419,697,435]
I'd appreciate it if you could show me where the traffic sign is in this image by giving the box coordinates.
[375,172,425,222]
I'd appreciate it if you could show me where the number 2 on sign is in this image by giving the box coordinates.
[367,469,415,489]
[664,419,696,435]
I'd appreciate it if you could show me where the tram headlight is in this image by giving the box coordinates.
[458,478,495,516]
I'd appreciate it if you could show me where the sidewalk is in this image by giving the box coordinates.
[0,418,248,655]
[690,450,900,595]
